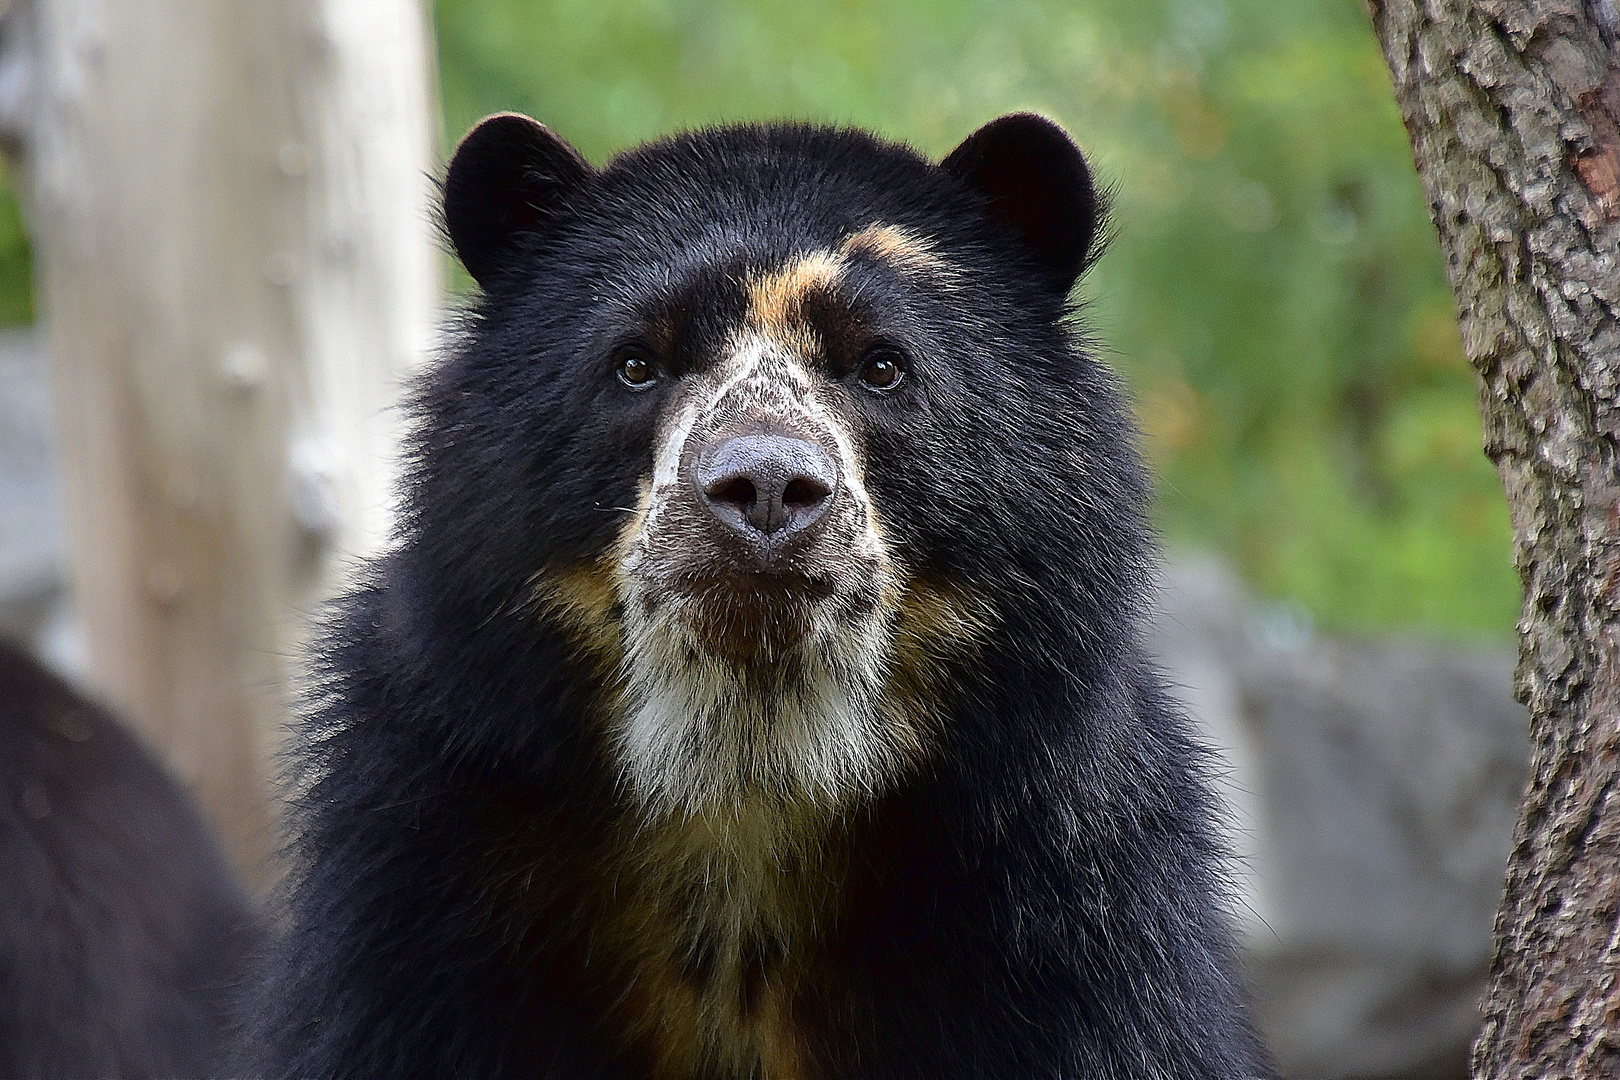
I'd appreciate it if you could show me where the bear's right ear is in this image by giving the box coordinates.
[444,113,593,287]
[941,113,1099,296]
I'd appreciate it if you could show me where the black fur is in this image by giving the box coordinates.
[940,112,1099,292]
[444,113,593,288]
[0,641,259,1079]
[251,117,1273,1079]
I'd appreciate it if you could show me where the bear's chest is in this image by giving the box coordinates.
[592,803,845,1080]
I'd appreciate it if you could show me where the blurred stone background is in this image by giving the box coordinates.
[1154,560,1526,1079]
[0,337,1528,1079]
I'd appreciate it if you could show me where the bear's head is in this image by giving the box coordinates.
[414,114,1138,816]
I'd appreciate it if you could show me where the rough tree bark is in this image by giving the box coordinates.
[23,0,440,886]
[1369,2,1620,1077]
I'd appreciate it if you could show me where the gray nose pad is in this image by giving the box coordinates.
[695,435,838,540]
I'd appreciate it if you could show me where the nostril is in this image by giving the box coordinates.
[782,477,831,508]
[708,476,758,509]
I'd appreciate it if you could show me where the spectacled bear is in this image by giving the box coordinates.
[0,640,260,1078]
[250,112,1274,1079]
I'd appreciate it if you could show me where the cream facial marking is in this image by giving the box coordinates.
[839,222,955,278]
[595,251,893,816]
[583,237,977,820]
[743,225,954,333]
[612,330,898,813]
[747,250,848,346]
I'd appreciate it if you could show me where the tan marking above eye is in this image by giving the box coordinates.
[840,223,955,277]
[744,226,953,356]
[746,251,848,346]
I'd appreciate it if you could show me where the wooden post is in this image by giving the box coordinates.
[27,0,440,886]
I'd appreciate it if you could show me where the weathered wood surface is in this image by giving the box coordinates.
[1369,1,1620,1076]
[28,0,440,886]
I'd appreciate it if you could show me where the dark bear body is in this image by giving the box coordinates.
[0,640,259,1079]
[254,114,1273,1079]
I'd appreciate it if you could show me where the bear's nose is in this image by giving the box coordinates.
[695,435,837,542]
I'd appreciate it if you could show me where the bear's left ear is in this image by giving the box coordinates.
[941,113,1099,296]
[444,113,594,288]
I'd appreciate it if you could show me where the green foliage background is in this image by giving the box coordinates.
[435,0,1517,637]
[0,0,1521,638]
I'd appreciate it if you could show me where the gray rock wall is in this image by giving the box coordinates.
[1154,559,1528,1079]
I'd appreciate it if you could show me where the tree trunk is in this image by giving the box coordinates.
[1368,2,1620,1076]
[26,0,440,887]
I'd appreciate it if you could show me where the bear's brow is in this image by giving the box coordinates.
[747,251,849,343]
[739,224,951,348]
[839,223,954,277]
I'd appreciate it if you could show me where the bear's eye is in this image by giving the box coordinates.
[616,348,658,390]
[858,345,907,392]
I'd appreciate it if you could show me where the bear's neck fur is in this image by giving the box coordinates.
[589,793,849,1079]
